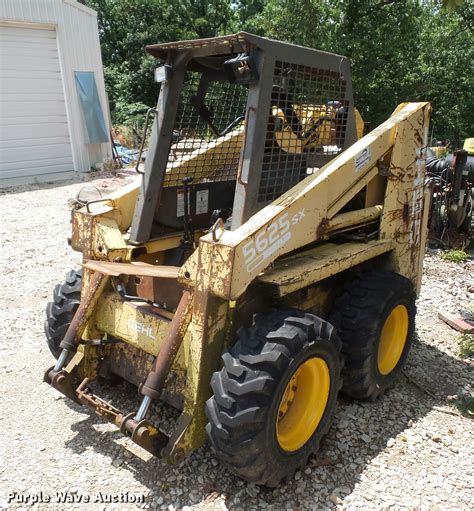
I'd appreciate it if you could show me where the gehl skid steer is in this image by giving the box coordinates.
[44,33,431,486]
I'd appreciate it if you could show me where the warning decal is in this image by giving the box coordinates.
[355,147,371,172]
[196,189,209,215]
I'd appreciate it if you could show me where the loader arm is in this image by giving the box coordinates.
[180,102,431,299]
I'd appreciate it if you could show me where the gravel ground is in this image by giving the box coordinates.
[1,175,473,510]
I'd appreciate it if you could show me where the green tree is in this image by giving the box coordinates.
[335,0,425,129]
[237,0,339,51]
[85,0,236,126]
[241,0,473,144]
[87,0,473,146]
[417,3,473,144]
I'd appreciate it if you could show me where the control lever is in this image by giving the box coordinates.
[180,177,194,256]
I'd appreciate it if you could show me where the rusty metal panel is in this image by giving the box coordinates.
[257,240,394,296]
[167,242,229,459]
[94,293,178,358]
[107,342,154,386]
[379,103,431,290]
[146,33,248,59]
[137,276,183,311]
[83,260,180,278]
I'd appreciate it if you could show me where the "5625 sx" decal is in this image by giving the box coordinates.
[242,209,305,273]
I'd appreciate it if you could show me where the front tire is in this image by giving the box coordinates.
[205,310,342,486]
[330,270,416,400]
[44,269,82,358]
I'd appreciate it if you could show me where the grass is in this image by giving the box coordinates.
[440,249,469,263]
[458,333,474,358]
[451,395,474,417]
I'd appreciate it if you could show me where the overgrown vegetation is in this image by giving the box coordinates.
[441,249,469,263]
[85,0,474,146]
[458,333,474,358]
[450,394,474,416]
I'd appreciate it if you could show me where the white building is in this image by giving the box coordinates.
[0,0,111,187]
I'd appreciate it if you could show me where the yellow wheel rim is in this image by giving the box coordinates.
[377,304,409,375]
[276,357,330,452]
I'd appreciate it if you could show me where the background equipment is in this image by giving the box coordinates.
[426,138,473,247]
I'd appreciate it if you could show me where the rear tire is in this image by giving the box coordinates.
[44,269,82,359]
[330,270,416,400]
[205,309,342,486]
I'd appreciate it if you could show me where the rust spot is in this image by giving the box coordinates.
[61,271,109,352]
[385,207,405,223]
[403,203,409,222]
[414,130,423,145]
[316,217,329,238]
[141,291,193,400]
[138,276,183,311]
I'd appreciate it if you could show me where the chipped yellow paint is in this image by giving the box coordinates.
[94,292,185,363]
[82,180,140,231]
[257,240,394,296]
[72,211,132,261]
[379,103,431,288]
[93,217,128,260]
[179,102,431,301]
[168,242,230,459]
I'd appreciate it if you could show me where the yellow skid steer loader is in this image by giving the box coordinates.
[44,33,431,486]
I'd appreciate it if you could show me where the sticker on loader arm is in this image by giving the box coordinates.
[242,209,305,273]
[355,147,371,172]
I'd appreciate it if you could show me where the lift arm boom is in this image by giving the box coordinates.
[180,102,431,299]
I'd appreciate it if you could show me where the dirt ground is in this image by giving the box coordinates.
[0,175,472,510]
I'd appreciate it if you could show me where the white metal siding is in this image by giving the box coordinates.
[0,0,111,185]
[0,25,74,179]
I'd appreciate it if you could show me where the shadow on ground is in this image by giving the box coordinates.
[61,332,472,509]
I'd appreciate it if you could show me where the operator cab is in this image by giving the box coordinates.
[130,33,358,246]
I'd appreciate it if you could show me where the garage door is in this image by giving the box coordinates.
[0,25,73,182]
